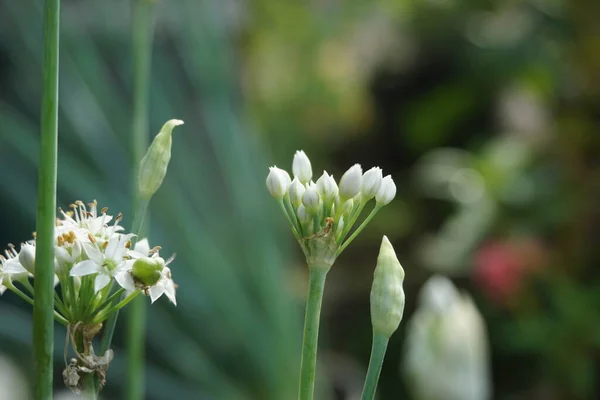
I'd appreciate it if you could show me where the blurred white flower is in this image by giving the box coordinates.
[404,275,490,400]
[316,171,338,203]
[289,177,306,208]
[302,185,321,214]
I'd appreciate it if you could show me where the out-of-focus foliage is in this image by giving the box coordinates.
[1,0,600,399]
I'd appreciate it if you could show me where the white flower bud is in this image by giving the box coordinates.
[297,204,310,223]
[339,164,363,200]
[292,150,313,183]
[288,177,306,208]
[361,167,383,199]
[376,175,396,205]
[18,243,36,274]
[302,185,321,214]
[340,198,353,217]
[316,171,338,203]
[138,119,184,199]
[370,235,405,338]
[404,275,490,400]
[266,166,291,198]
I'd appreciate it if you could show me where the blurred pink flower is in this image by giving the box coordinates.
[473,238,546,305]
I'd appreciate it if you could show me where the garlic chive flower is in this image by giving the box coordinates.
[293,150,313,184]
[361,167,383,199]
[0,200,178,318]
[266,151,396,264]
[376,175,397,206]
[339,164,363,201]
[266,166,291,198]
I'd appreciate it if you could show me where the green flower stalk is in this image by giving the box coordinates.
[266,150,397,400]
[127,1,157,398]
[33,0,61,397]
[362,235,405,400]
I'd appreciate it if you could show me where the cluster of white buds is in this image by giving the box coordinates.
[0,200,177,328]
[267,150,396,266]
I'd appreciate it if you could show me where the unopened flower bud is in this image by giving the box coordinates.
[376,175,396,206]
[138,119,184,200]
[266,166,291,198]
[18,243,36,274]
[302,186,321,214]
[292,150,313,183]
[370,235,405,338]
[361,167,383,199]
[340,198,353,217]
[132,257,164,286]
[297,204,310,223]
[289,178,306,208]
[339,164,363,200]
[316,171,338,203]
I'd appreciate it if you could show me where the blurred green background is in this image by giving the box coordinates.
[1,0,600,399]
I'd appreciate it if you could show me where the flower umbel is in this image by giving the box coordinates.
[266,151,396,264]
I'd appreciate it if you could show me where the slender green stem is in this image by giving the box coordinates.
[93,291,141,324]
[33,0,60,397]
[360,332,390,400]
[337,205,381,256]
[279,198,301,240]
[298,265,330,400]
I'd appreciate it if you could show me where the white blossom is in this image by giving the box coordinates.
[292,150,313,183]
[315,171,338,203]
[361,167,383,199]
[302,185,321,214]
[339,164,363,200]
[266,166,291,198]
[376,175,396,205]
[288,178,306,208]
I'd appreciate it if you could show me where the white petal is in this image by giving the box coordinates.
[94,273,111,293]
[114,271,136,292]
[164,280,177,306]
[134,239,150,257]
[0,285,6,295]
[148,283,165,303]
[70,260,101,277]
[83,243,104,264]
[4,259,27,275]
[55,246,72,264]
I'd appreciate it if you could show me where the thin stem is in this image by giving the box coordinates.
[92,291,141,324]
[279,198,302,240]
[337,205,381,256]
[360,332,389,400]
[33,0,60,397]
[8,284,69,326]
[298,265,330,400]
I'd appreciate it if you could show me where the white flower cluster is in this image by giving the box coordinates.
[266,150,396,261]
[0,200,176,326]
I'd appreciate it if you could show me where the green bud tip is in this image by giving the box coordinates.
[370,235,406,338]
[138,119,184,199]
[132,257,164,286]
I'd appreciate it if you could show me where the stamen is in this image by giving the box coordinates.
[88,233,96,244]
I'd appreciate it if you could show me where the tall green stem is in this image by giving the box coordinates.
[33,0,60,398]
[127,1,155,398]
[298,265,329,400]
[360,332,389,400]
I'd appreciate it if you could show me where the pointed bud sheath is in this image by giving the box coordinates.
[132,257,164,286]
[266,166,291,198]
[375,175,397,206]
[339,164,363,200]
[361,167,383,199]
[138,119,184,200]
[316,171,338,203]
[289,177,306,208]
[370,236,405,338]
[18,243,36,274]
[292,150,313,184]
[302,186,321,214]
